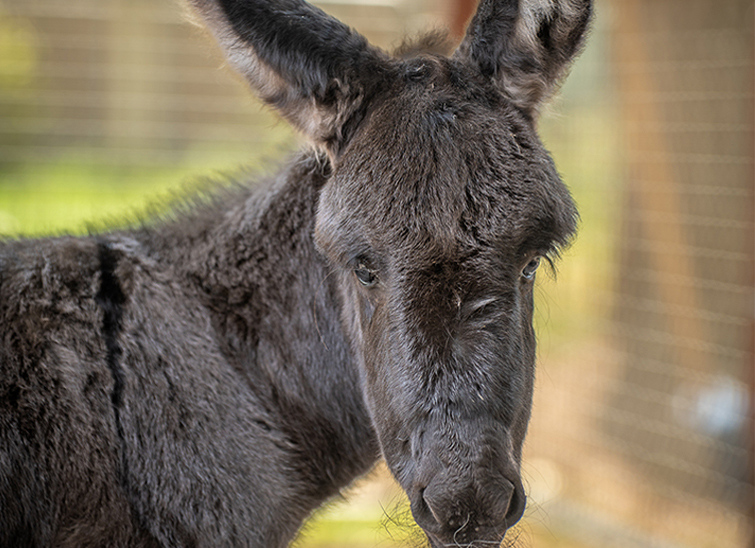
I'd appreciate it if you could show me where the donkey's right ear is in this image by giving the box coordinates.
[187,0,391,157]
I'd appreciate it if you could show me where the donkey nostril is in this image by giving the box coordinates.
[409,486,439,533]
[504,485,526,527]
[421,486,444,525]
[485,479,515,524]
[482,477,526,531]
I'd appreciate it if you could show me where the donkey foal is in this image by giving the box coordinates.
[0,0,592,546]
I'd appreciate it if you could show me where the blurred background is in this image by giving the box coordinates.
[0,0,752,547]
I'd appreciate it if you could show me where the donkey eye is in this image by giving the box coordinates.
[521,257,541,280]
[354,264,378,288]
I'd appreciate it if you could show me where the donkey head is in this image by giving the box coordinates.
[189,0,590,545]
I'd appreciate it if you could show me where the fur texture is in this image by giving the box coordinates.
[0,0,591,546]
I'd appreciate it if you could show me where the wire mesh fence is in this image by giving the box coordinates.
[0,0,752,547]
[528,2,754,547]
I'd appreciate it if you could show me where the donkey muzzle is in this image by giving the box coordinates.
[409,463,526,545]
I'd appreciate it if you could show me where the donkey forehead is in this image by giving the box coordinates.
[319,62,577,261]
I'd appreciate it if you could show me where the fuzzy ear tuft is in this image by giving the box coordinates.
[392,30,456,59]
[456,0,593,116]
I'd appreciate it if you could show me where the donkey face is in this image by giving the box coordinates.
[190,0,591,544]
[315,56,579,544]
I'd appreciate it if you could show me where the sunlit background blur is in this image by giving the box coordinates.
[0,0,753,547]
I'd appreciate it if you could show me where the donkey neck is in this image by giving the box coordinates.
[138,151,380,501]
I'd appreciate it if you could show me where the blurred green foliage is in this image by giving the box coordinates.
[0,163,189,236]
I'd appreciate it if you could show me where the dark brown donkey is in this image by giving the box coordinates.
[0,0,591,546]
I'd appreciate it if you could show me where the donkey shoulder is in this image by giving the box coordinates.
[0,232,304,546]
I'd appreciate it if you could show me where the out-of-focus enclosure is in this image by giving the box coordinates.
[0,0,752,547]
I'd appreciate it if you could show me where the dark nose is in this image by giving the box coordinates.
[410,472,526,545]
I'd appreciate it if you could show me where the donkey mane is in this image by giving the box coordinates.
[392,30,456,59]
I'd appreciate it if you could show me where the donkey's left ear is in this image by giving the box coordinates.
[455,0,593,117]
[187,0,391,157]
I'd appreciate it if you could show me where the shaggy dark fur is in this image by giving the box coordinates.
[0,0,591,546]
